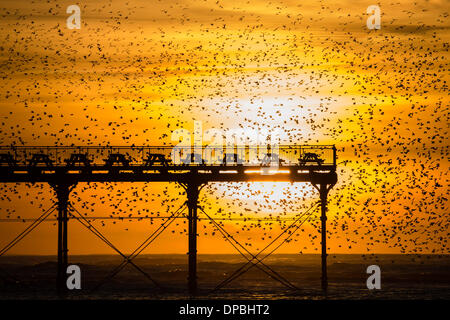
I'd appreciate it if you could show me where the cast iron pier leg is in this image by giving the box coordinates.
[187,183,200,296]
[54,183,71,297]
[319,184,328,292]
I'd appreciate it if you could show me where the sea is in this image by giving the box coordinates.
[0,254,449,300]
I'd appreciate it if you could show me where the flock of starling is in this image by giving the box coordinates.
[0,0,448,256]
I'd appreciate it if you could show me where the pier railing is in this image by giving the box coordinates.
[0,145,336,167]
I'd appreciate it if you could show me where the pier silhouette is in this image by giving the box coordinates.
[0,145,337,296]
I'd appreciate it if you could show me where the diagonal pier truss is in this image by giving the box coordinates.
[0,145,337,296]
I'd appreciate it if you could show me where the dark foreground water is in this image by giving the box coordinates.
[0,254,449,300]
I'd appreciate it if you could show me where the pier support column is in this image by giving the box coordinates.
[186,183,200,296]
[319,184,328,292]
[52,182,72,297]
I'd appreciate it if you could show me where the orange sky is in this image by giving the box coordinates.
[0,0,448,255]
